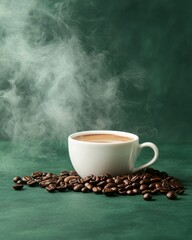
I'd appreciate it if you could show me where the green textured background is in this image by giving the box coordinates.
[0,1,192,240]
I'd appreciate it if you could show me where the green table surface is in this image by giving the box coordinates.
[0,142,191,240]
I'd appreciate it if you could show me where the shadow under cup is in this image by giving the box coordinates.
[68,130,159,178]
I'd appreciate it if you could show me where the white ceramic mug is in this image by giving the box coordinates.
[68,130,159,178]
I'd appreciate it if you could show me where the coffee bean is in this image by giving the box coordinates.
[150,177,161,182]
[142,190,151,195]
[127,190,134,195]
[166,191,177,200]
[43,173,53,180]
[16,180,24,184]
[149,183,156,189]
[39,180,51,188]
[60,171,69,176]
[106,178,114,183]
[73,184,84,192]
[143,193,152,201]
[64,175,79,183]
[13,184,23,190]
[139,184,148,191]
[132,188,140,194]
[151,188,160,194]
[81,187,89,193]
[46,185,55,193]
[103,188,116,197]
[162,180,170,188]
[176,189,185,194]
[92,186,102,194]
[143,173,153,179]
[131,175,139,182]
[104,183,116,189]
[160,188,169,194]
[31,171,43,178]
[85,182,94,190]
[13,176,22,183]
[27,180,37,187]
[22,176,32,184]
[69,170,78,176]
[132,182,139,188]
[56,186,67,192]
[97,181,106,187]
[123,179,130,186]
[114,178,123,184]
[155,183,162,189]
[118,188,127,195]
[139,179,149,185]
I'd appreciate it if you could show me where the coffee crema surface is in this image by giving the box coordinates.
[73,134,134,143]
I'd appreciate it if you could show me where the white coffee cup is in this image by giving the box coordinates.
[68,130,159,178]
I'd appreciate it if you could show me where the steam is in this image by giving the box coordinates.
[0,0,158,158]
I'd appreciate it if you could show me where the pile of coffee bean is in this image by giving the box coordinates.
[12,168,185,201]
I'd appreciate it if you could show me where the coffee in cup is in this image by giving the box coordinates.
[68,130,159,178]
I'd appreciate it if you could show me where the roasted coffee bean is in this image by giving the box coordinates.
[22,176,32,183]
[149,183,156,189]
[162,180,170,188]
[46,185,55,193]
[106,178,114,183]
[143,173,153,179]
[124,185,133,190]
[127,190,134,195]
[118,188,127,195]
[69,170,78,176]
[13,176,22,183]
[39,180,51,188]
[139,184,148,191]
[35,178,42,183]
[82,176,92,183]
[151,188,160,194]
[131,175,139,182]
[139,179,149,185]
[56,185,67,192]
[114,178,123,184]
[155,183,162,189]
[132,188,140,194]
[104,183,116,189]
[31,171,43,178]
[171,181,183,190]
[85,182,94,190]
[143,193,152,201]
[92,186,102,194]
[64,175,79,183]
[97,181,106,187]
[160,188,169,194]
[43,173,53,180]
[17,180,24,184]
[132,182,139,188]
[176,189,185,194]
[117,184,125,188]
[13,184,23,190]
[142,190,151,195]
[73,184,84,192]
[150,177,161,182]
[81,187,89,193]
[27,180,37,187]
[166,191,177,200]
[123,179,130,186]
[60,171,69,176]
[103,188,116,197]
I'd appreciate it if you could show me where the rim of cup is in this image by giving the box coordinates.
[68,130,139,145]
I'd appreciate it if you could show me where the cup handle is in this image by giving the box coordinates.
[133,142,159,172]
